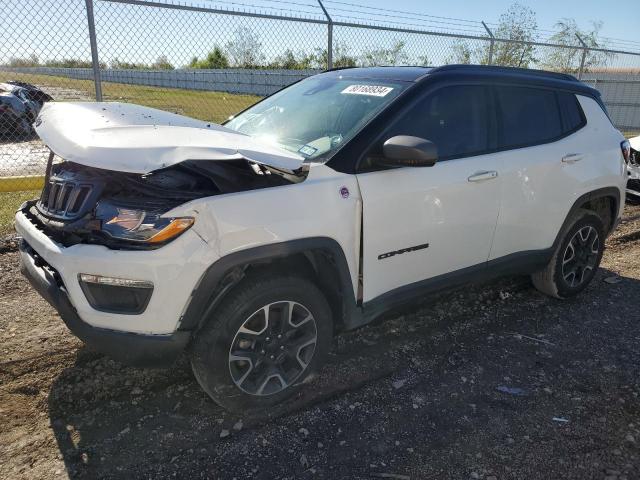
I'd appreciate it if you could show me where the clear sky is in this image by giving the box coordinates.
[2,0,639,68]
[350,0,640,47]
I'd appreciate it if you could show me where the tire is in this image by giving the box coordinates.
[531,208,606,299]
[189,274,333,413]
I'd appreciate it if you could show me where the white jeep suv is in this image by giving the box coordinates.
[16,65,627,411]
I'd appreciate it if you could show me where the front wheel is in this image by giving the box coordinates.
[531,208,606,299]
[190,275,333,412]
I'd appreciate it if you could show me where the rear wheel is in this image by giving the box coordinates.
[190,274,333,412]
[531,209,605,299]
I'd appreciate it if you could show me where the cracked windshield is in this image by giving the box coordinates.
[225,76,406,160]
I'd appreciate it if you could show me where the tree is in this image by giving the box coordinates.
[490,3,538,67]
[439,3,538,67]
[417,54,431,67]
[151,55,174,70]
[269,49,314,70]
[43,58,107,69]
[310,43,356,69]
[447,40,473,64]
[334,47,357,68]
[7,54,39,67]
[361,40,408,67]
[110,58,149,70]
[189,47,229,69]
[543,19,612,73]
[225,27,264,68]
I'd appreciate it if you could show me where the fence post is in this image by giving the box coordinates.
[482,21,494,65]
[575,33,588,80]
[85,0,103,100]
[318,0,333,69]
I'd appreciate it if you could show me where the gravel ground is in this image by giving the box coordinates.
[1,206,639,480]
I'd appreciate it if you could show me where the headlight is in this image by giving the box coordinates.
[95,202,194,244]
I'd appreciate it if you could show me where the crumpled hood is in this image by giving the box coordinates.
[35,102,304,173]
[630,135,640,151]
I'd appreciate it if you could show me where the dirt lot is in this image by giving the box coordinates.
[1,206,640,480]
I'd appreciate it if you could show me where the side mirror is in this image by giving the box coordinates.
[382,135,438,167]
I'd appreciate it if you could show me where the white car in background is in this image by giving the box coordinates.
[626,135,640,203]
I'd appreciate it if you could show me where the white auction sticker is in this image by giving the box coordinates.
[341,84,394,97]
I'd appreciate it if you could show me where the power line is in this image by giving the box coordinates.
[205,0,319,9]
[323,0,483,25]
[324,5,487,31]
[329,14,489,36]
[198,0,323,17]
[139,0,640,51]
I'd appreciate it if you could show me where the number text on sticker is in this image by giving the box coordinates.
[341,85,394,97]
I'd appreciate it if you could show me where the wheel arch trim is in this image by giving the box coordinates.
[178,237,361,333]
[553,187,621,249]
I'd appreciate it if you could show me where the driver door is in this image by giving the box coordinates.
[356,84,502,302]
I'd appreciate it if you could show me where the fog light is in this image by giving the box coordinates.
[78,274,154,314]
[79,274,153,288]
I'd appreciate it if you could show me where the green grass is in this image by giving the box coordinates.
[0,72,261,123]
[0,190,39,236]
[0,74,262,234]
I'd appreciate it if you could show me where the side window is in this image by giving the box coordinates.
[557,91,586,133]
[496,86,563,149]
[374,85,491,162]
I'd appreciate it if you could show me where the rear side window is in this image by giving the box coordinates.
[496,86,563,149]
[557,91,586,132]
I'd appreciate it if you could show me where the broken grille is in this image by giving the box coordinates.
[37,179,94,220]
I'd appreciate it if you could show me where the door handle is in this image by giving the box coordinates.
[468,170,498,182]
[562,153,583,163]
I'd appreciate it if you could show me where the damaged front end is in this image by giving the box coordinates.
[26,152,295,249]
[24,101,309,248]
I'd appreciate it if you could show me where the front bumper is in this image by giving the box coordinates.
[15,202,221,366]
[14,205,218,334]
[19,240,189,366]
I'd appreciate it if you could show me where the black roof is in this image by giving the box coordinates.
[321,64,598,96]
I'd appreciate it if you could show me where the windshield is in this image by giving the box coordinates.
[225,75,407,161]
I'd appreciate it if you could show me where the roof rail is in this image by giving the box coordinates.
[430,64,579,82]
[323,65,358,73]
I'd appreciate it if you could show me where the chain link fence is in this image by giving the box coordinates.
[1,0,640,233]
